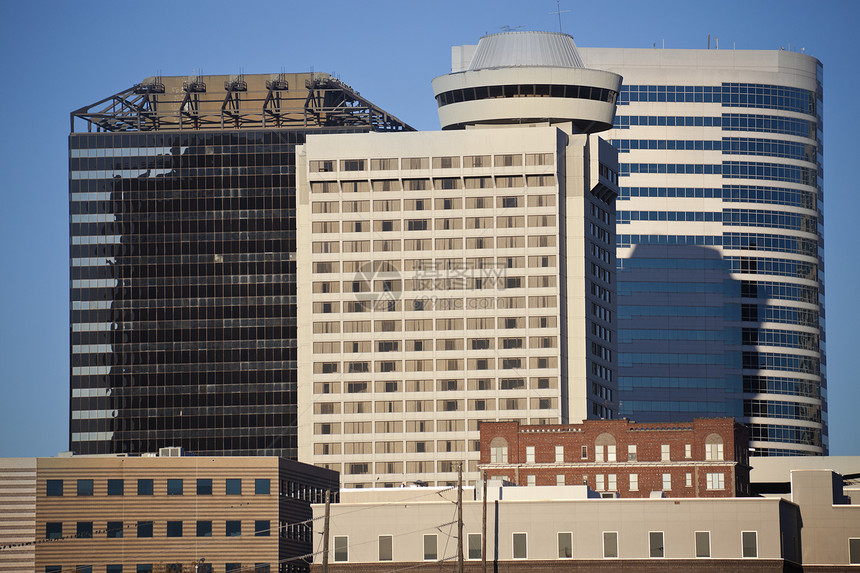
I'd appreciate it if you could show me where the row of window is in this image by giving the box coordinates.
[45,519,271,540]
[315,336,558,353]
[612,113,815,137]
[617,209,817,233]
[620,162,817,185]
[491,441,724,465]
[45,564,270,573]
[619,185,816,209]
[612,138,815,162]
[310,176,555,193]
[333,530,757,562]
[314,376,557,395]
[435,83,618,107]
[619,83,816,115]
[309,153,555,172]
[45,478,270,497]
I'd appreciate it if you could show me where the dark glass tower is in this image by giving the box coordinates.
[69,73,411,456]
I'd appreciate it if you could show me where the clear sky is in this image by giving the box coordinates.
[1,0,857,458]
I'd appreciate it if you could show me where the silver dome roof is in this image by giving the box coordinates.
[468,31,585,70]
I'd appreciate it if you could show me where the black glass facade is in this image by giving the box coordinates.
[69,127,370,456]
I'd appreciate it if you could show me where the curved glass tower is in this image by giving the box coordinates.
[579,48,826,456]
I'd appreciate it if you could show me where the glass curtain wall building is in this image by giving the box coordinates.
[579,48,826,455]
[69,73,411,456]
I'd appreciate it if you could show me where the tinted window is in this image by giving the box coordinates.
[226,479,241,495]
[76,522,93,538]
[77,479,94,496]
[46,480,63,496]
[107,479,124,496]
[197,521,212,537]
[107,521,123,538]
[255,479,270,495]
[226,520,241,537]
[46,522,62,539]
[255,520,270,536]
[137,479,153,496]
[166,521,183,537]
[197,479,212,495]
[137,521,153,538]
[167,479,183,495]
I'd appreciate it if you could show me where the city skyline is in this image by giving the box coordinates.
[1,0,858,458]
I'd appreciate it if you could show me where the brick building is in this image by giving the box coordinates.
[479,418,750,497]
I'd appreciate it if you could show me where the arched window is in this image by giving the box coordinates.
[705,433,724,461]
[489,437,508,463]
[595,433,617,462]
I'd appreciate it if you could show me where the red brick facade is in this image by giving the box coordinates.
[479,418,750,497]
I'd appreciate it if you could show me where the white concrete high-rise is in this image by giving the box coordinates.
[296,32,622,486]
[579,48,826,456]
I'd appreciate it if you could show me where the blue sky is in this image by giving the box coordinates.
[1,0,857,457]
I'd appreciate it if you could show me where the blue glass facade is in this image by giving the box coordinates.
[581,48,826,455]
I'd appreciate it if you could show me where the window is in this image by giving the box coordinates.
[166,521,183,537]
[608,474,617,491]
[76,521,93,538]
[557,474,565,486]
[46,479,62,496]
[742,531,758,558]
[649,532,664,558]
[255,479,269,495]
[107,521,123,538]
[45,567,62,573]
[225,566,241,573]
[255,520,270,536]
[686,473,693,488]
[695,531,711,558]
[628,444,637,461]
[662,473,671,491]
[685,443,692,458]
[558,532,572,558]
[490,438,508,463]
[526,446,535,463]
[513,533,528,559]
[526,475,536,486]
[596,475,605,491]
[379,535,393,561]
[581,446,588,459]
[661,444,670,461]
[106,566,123,573]
[462,533,480,559]
[77,479,93,496]
[167,479,183,495]
[706,472,725,490]
[196,479,212,495]
[137,479,153,496]
[850,538,860,564]
[107,479,124,496]
[226,520,241,537]
[603,532,618,558]
[630,473,638,491]
[46,522,62,539]
[136,566,153,573]
[705,435,724,461]
[197,521,212,537]
[226,478,241,495]
[424,534,437,560]
[137,521,153,538]
[75,567,92,573]
[555,446,564,463]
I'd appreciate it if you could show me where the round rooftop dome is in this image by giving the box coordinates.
[432,31,621,132]
[468,31,585,70]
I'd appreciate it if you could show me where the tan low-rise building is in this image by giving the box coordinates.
[311,469,860,571]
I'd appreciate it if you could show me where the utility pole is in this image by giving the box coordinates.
[457,463,464,573]
[481,470,488,573]
[322,489,331,573]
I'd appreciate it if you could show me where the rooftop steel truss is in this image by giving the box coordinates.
[71,75,414,133]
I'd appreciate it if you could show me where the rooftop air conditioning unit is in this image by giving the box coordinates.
[601,492,619,499]
[158,446,184,457]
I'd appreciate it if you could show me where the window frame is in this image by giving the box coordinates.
[467,533,482,560]
[423,534,437,561]
[695,531,711,558]
[512,532,528,559]
[196,478,213,495]
[197,520,213,537]
[649,531,665,558]
[137,479,154,496]
[226,478,242,495]
[254,520,271,537]
[603,531,619,558]
[226,520,241,537]
[166,479,183,495]
[106,521,123,539]
[255,478,271,495]
[742,531,758,558]
[378,534,393,561]
[46,479,63,497]
[166,521,183,538]
[77,479,94,496]
[558,531,573,559]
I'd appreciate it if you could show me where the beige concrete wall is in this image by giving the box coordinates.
[0,458,36,573]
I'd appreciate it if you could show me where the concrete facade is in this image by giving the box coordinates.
[310,469,860,571]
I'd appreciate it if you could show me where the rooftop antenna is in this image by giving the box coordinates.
[549,0,570,33]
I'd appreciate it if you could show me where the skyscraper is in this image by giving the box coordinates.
[296,32,621,486]
[69,73,411,456]
[579,48,826,455]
